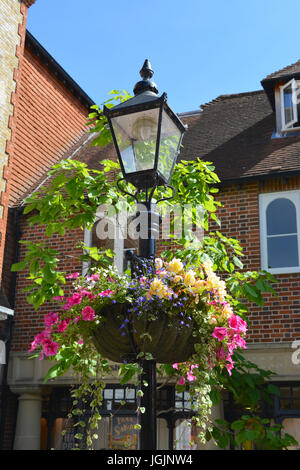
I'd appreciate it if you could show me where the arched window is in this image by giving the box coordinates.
[260,191,300,273]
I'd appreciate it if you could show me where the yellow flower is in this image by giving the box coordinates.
[206,273,220,291]
[221,303,232,316]
[163,288,174,299]
[184,270,196,287]
[191,279,206,294]
[148,278,168,299]
[155,258,163,270]
[168,258,184,274]
[173,275,183,284]
[158,270,168,279]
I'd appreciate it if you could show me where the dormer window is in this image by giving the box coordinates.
[280,78,300,131]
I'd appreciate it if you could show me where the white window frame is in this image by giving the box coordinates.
[259,190,300,274]
[280,78,299,131]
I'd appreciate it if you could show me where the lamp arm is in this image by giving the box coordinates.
[116,178,140,204]
[155,184,176,204]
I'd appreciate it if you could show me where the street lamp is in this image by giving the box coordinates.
[104,60,186,450]
[103,59,186,192]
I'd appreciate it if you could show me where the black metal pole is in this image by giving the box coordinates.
[138,202,159,450]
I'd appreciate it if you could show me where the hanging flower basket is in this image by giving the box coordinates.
[29,257,247,375]
[91,302,200,363]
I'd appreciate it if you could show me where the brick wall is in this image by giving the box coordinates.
[7,46,91,208]
[11,216,84,352]
[0,0,29,280]
[215,176,300,344]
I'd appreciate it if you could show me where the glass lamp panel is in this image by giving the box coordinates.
[157,109,182,181]
[111,108,159,174]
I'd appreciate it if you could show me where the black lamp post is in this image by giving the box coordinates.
[104,60,186,450]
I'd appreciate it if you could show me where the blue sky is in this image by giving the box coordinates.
[27,0,300,113]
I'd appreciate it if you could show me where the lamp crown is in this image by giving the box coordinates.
[133,59,158,96]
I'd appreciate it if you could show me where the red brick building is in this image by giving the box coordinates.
[1,13,300,449]
[0,23,95,449]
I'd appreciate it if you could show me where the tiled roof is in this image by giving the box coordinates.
[262,59,300,82]
[179,90,300,183]
[261,59,300,109]
[15,88,300,206]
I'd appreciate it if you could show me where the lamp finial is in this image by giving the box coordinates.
[133,59,158,96]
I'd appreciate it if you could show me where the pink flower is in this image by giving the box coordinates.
[225,355,235,375]
[87,273,100,281]
[177,376,185,386]
[66,272,80,279]
[212,327,228,341]
[73,316,81,324]
[216,346,227,360]
[187,372,197,382]
[98,290,113,297]
[233,334,247,349]
[225,361,234,376]
[29,330,51,351]
[81,306,95,321]
[78,339,84,345]
[42,339,59,357]
[79,289,95,300]
[29,339,39,353]
[44,312,59,328]
[228,314,247,334]
[172,363,180,370]
[52,296,65,302]
[57,318,71,332]
[63,292,82,310]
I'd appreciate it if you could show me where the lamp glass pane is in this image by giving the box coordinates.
[111,108,159,174]
[158,109,182,181]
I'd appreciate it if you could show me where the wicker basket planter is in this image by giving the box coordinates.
[92,303,198,364]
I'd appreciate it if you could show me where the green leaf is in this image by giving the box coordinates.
[42,265,57,283]
[231,420,245,431]
[209,388,221,406]
[162,364,175,376]
[11,260,28,272]
[235,429,248,444]
[43,363,63,383]
[120,367,137,385]
[233,256,243,269]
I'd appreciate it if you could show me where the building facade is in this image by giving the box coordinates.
[0,9,95,448]
[1,7,300,449]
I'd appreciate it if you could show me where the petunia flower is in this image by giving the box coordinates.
[66,272,80,279]
[81,306,95,321]
[212,327,228,341]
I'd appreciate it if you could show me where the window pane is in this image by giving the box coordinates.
[104,389,113,399]
[267,235,299,268]
[115,389,124,400]
[266,198,297,235]
[283,85,294,126]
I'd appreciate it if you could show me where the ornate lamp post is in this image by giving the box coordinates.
[103,60,186,450]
